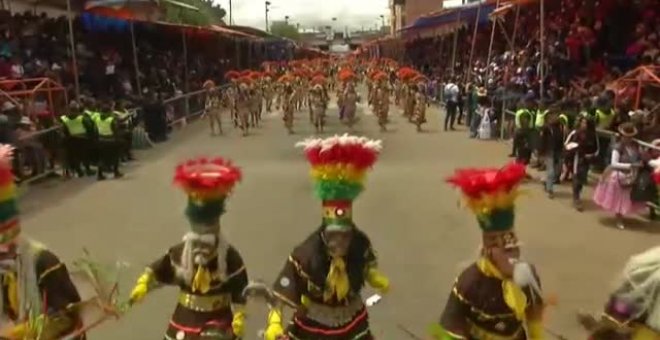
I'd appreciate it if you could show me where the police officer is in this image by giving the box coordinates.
[94,100,123,180]
[509,96,535,158]
[60,101,95,177]
[113,100,135,162]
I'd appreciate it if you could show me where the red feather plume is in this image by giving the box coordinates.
[446,163,527,199]
[301,142,380,171]
[174,157,242,195]
[224,70,240,80]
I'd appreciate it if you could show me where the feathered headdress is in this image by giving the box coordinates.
[278,74,294,84]
[224,70,240,80]
[372,71,388,82]
[311,75,326,85]
[446,163,526,248]
[338,69,356,83]
[174,157,242,233]
[0,144,18,246]
[296,134,382,231]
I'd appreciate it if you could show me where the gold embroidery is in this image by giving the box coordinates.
[38,263,64,283]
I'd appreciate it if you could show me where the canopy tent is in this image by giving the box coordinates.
[401,0,499,33]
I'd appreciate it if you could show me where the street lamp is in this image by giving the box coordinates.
[285,15,290,24]
[265,1,271,32]
[379,14,385,28]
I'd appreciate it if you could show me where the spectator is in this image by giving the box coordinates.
[593,123,645,229]
[443,77,459,131]
[565,115,599,211]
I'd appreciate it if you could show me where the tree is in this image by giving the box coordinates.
[163,0,227,26]
[270,21,300,40]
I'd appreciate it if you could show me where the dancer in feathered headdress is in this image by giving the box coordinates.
[224,70,241,128]
[309,75,328,133]
[577,147,660,339]
[263,134,390,340]
[432,163,546,340]
[0,144,87,339]
[371,71,390,132]
[277,74,296,134]
[129,157,249,340]
[398,67,418,120]
[338,69,360,126]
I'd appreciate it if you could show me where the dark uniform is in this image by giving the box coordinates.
[1,247,85,340]
[272,228,376,340]
[93,111,122,180]
[129,156,249,340]
[435,163,545,340]
[60,107,95,177]
[439,262,543,339]
[264,135,389,340]
[0,143,84,339]
[145,243,248,340]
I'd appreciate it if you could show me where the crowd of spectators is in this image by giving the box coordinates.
[0,9,259,181]
[396,0,660,226]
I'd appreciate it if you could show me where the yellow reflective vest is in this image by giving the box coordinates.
[535,109,548,128]
[95,116,114,137]
[596,108,615,129]
[60,115,86,136]
[515,109,532,128]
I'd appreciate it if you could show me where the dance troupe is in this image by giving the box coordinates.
[202,58,432,136]
[3,63,660,340]
[3,130,660,340]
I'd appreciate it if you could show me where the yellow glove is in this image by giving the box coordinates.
[7,322,26,339]
[527,319,544,340]
[264,309,284,340]
[129,269,154,304]
[232,306,246,338]
[366,267,390,294]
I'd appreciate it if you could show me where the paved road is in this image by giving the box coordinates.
[19,92,660,340]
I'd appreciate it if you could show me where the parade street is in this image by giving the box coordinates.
[18,94,660,340]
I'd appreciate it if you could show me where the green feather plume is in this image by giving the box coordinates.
[314,180,364,201]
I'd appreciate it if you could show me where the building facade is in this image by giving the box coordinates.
[390,0,444,34]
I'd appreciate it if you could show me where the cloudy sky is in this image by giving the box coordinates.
[214,0,466,31]
[214,0,391,31]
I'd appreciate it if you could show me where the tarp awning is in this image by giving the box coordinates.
[401,0,540,34]
[401,0,499,32]
[208,24,259,39]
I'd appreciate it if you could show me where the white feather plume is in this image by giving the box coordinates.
[295,134,383,154]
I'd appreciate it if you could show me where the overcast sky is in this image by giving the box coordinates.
[213,0,466,31]
[214,0,391,31]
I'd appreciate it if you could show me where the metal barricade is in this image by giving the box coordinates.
[8,87,220,185]
[502,108,660,152]
[13,125,63,184]
[165,86,227,128]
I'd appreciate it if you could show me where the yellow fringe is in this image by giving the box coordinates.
[0,183,15,202]
[477,257,527,321]
[186,188,231,201]
[310,164,366,183]
[323,257,350,302]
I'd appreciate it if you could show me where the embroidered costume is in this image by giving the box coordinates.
[0,145,85,340]
[128,157,248,340]
[264,134,390,340]
[432,163,545,340]
[579,245,660,340]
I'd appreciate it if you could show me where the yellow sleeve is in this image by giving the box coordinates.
[129,268,155,304]
[527,317,544,339]
[366,267,390,294]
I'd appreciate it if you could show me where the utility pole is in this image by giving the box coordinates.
[229,0,233,25]
[265,1,271,32]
